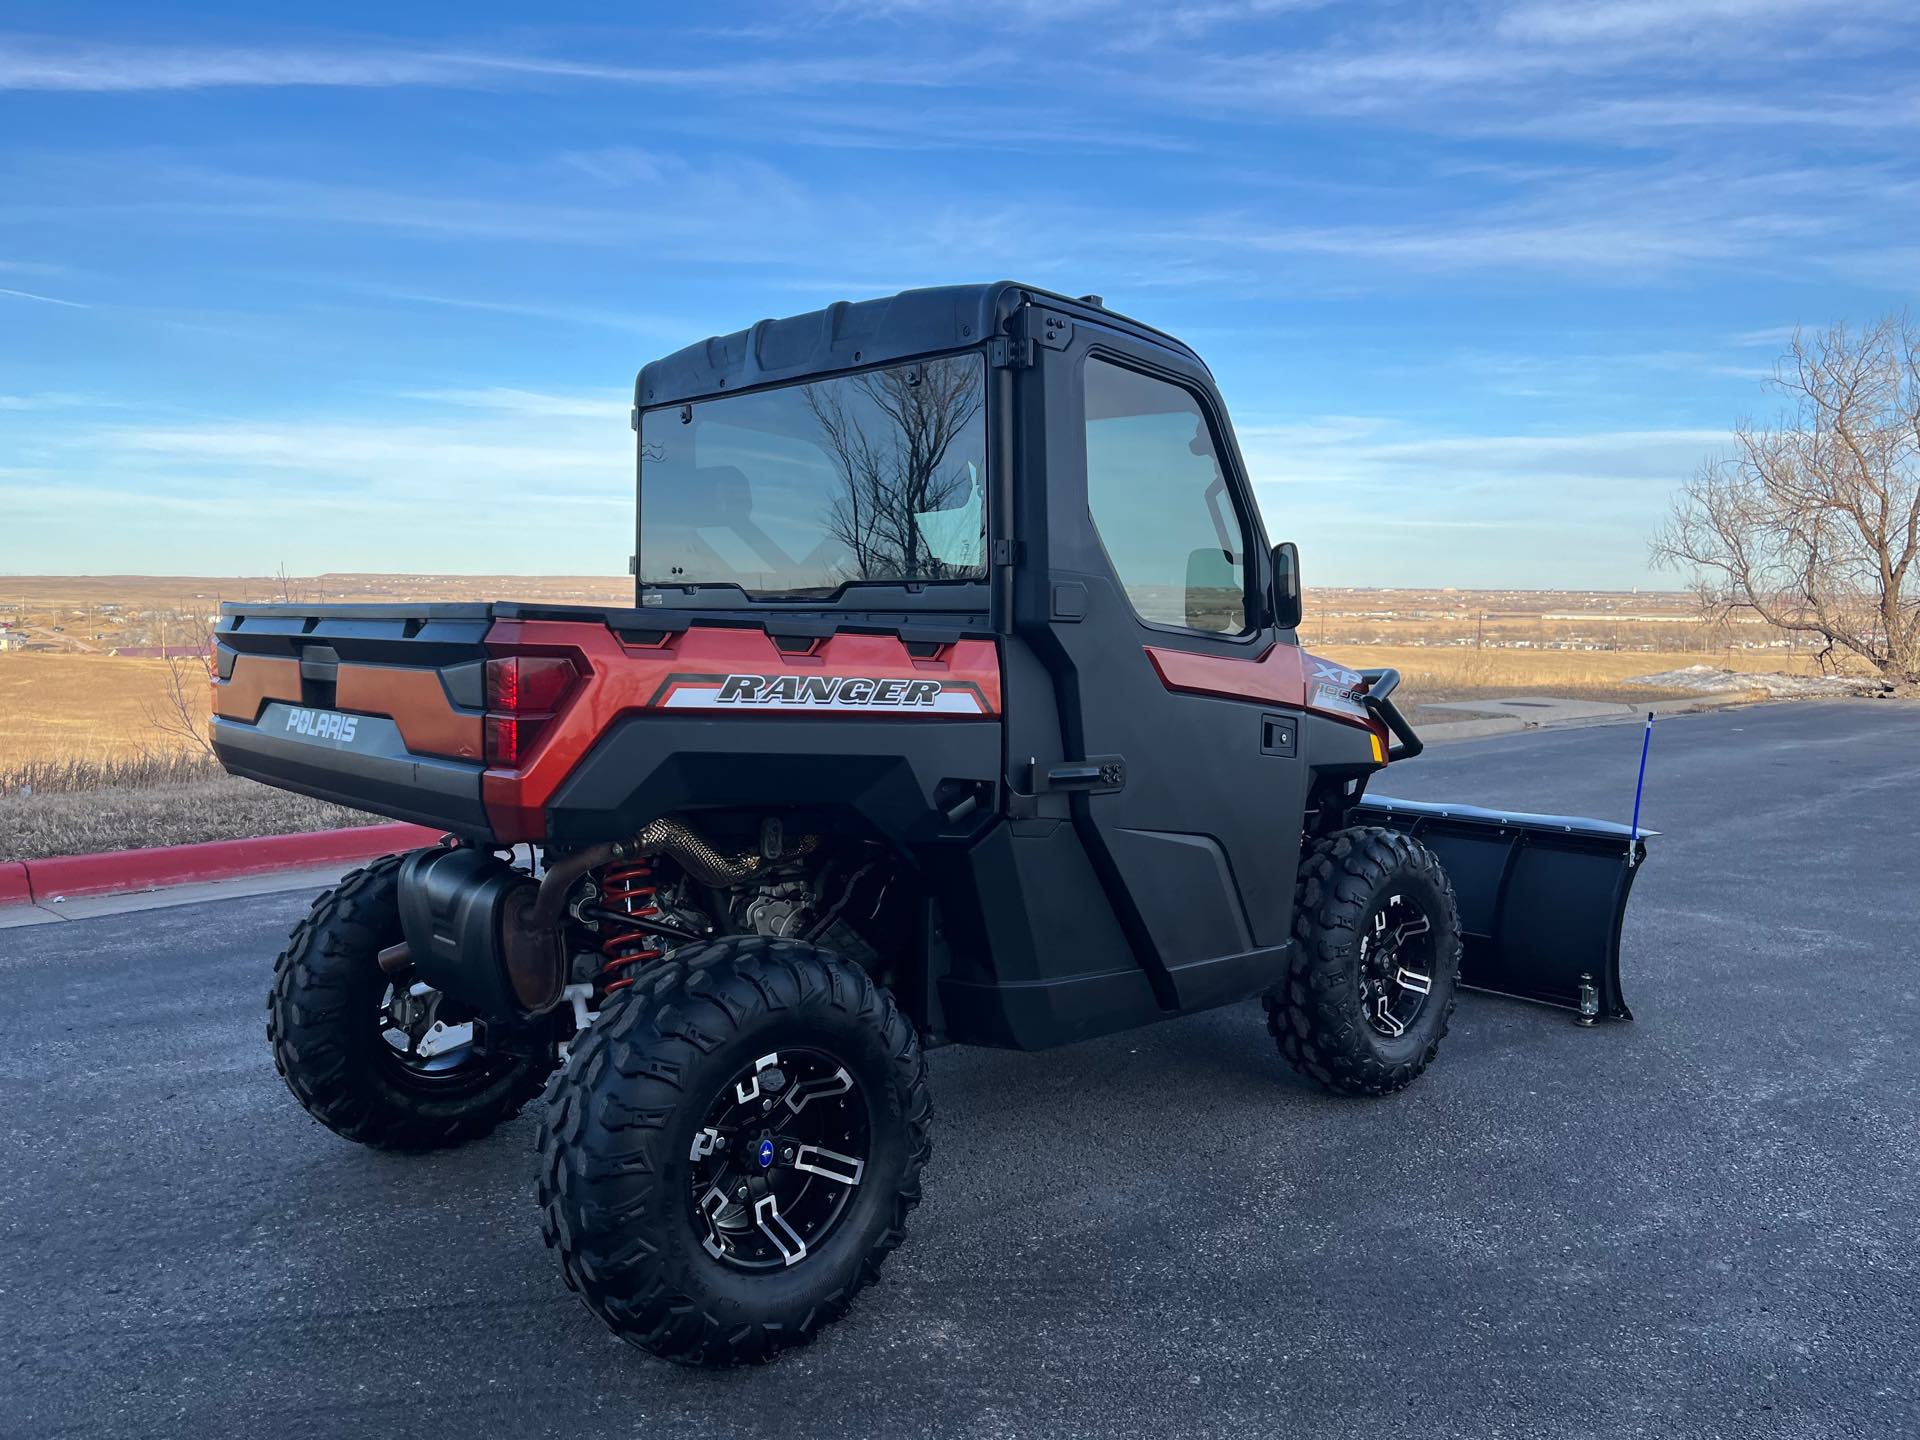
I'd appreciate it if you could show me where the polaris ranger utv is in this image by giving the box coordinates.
[213,283,1648,1366]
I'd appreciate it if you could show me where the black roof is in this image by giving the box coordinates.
[635,281,1204,408]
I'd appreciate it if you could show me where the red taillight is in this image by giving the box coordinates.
[484,655,580,767]
[484,714,523,767]
[486,655,577,713]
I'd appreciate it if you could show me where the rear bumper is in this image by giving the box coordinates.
[211,709,492,839]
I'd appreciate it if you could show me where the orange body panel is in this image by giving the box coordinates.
[479,621,1003,841]
[1144,641,1387,741]
[214,654,482,761]
[1143,641,1306,708]
[212,655,301,722]
[335,664,484,762]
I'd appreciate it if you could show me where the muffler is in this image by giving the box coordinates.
[1354,796,1652,1022]
[395,847,566,1023]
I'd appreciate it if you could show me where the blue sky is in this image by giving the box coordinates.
[1,1,1916,588]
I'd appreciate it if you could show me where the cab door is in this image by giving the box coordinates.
[1016,316,1309,1011]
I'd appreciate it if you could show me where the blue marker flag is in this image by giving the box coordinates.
[1628,712,1653,866]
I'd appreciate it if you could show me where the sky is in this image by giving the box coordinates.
[1,1,1916,590]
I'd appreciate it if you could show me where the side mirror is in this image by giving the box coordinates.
[1271,542,1302,630]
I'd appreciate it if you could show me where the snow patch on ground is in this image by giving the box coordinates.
[1626,664,1891,697]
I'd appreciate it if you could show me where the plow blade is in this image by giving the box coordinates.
[1353,796,1650,1022]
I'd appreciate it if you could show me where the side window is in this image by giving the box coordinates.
[1083,357,1250,635]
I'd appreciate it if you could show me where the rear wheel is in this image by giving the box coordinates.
[536,936,931,1366]
[267,854,554,1150]
[1266,826,1461,1096]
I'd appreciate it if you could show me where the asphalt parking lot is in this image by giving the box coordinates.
[4,700,1917,1439]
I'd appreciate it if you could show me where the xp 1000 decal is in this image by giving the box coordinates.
[1307,660,1372,721]
[649,672,992,715]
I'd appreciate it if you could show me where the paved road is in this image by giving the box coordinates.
[4,701,1918,1439]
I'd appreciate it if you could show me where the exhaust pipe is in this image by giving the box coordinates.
[398,819,818,1024]
[530,817,817,929]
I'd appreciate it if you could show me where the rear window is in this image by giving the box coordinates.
[639,354,987,600]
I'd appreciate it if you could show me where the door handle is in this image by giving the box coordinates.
[1261,713,1297,757]
[1035,755,1126,793]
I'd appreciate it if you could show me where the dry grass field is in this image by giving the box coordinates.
[0,651,368,861]
[1310,644,1821,723]
[0,654,204,765]
[0,777,367,864]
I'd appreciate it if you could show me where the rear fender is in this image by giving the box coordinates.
[1353,797,1651,1022]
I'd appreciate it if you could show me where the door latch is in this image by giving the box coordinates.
[1034,755,1126,794]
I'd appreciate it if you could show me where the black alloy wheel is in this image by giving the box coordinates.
[1357,890,1439,1040]
[687,1047,872,1270]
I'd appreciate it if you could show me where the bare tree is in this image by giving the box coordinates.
[272,562,311,605]
[805,358,984,581]
[1652,314,1920,687]
[142,609,216,756]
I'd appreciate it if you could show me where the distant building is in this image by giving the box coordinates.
[110,645,207,660]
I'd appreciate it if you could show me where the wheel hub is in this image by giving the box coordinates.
[687,1049,869,1271]
[1358,892,1436,1039]
[377,981,476,1074]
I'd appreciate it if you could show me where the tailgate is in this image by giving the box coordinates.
[210,604,496,837]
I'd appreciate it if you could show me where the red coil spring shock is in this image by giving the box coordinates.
[596,860,663,992]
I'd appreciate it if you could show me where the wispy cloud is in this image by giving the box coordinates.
[401,386,629,418]
[0,285,85,307]
[1244,423,1728,485]
[1117,0,1919,141]
[0,33,989,94]
[0,404,634,571]
[0,391,102,409]
[1234,416,1737,584]
[1153,157,1909,279]
[1493,0,1876,46]
[341,283,691,337]
[15,141,1870,294]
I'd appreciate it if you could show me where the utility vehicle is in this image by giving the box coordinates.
[213,283,1647,1366]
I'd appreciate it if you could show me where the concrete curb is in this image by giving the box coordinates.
[0,822,442,908]
[1645,689,1758,715]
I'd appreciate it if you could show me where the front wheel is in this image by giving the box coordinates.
[536,936,931,1366]
[1266,826,1462,1096]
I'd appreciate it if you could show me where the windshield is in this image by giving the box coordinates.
[639,353,987,600]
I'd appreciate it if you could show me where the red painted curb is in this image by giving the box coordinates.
[3,822,443,907]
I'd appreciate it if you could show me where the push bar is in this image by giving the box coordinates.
[1357,668,1424,762]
